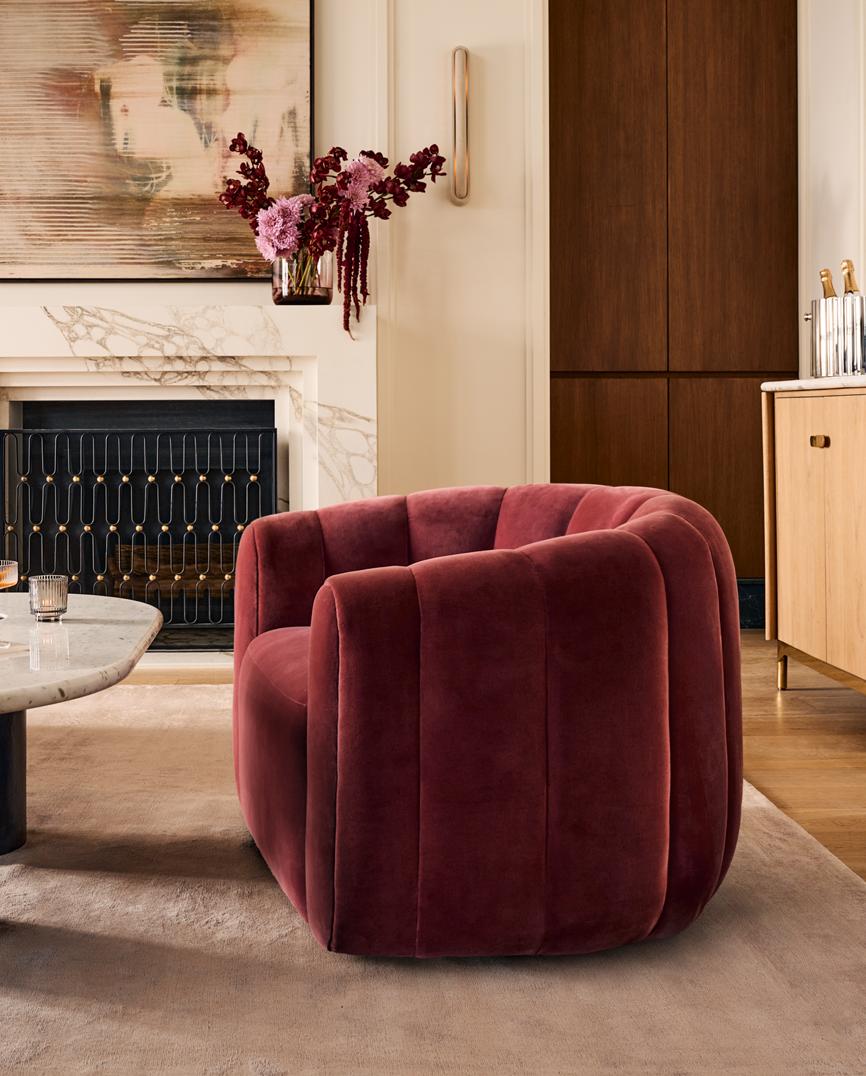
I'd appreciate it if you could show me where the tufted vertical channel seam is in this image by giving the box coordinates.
[565,486,668,535]
[524,530,669,953]
[318,495,410,577]
[517,549,551,956]
[316,567,421,955]
[493,484,588,548]
[413,565,423,959]
[327,585,341,952]
[628,495,742,897]
[251,524,261,640]
[411,549,547,956]
[613,528,673,941]
[622,515,728,937]
[303,583,340,951]
[407,486,506,562]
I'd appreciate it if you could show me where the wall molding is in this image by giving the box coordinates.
[373,0,397,493]
[374,0,550,492]
[525,0,550,482]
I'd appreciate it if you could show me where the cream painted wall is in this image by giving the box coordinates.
[799,0,865,375]
[377,0,548,494]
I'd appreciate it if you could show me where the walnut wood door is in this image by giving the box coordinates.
[549,0,667,373]
[669,378,766,577]
[551,378,667,488]
[774,396,828,661]
[667,0,798,372]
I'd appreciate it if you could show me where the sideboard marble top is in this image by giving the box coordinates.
[761,375,866,393]
[0,594,161,712]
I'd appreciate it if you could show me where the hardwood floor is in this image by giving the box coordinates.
[130,631,866,881]
[742,630,866,880]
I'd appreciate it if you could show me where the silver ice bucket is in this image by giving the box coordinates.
[809,294,866,376]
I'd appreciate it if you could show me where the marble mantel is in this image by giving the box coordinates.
[0,288,377,512]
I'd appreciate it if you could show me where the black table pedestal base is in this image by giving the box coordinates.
[0,710,26,854]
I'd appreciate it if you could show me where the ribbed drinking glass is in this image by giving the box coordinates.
[29,575,68,622]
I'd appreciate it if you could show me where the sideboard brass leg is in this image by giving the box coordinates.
[776,651,788,692]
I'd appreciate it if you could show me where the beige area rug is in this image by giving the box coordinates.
[1,685,865,1076]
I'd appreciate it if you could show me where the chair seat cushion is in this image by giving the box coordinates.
[235,626,310,915]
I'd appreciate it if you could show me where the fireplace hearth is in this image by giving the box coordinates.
[0,401,276,650]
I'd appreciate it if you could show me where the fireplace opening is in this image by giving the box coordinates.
[1,401,277,651]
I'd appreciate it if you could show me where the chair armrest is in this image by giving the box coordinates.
[304,532,672,956]
[235,487,515,676]
[234,495,412,677]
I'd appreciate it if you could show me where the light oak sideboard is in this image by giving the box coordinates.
[763,378,866,692]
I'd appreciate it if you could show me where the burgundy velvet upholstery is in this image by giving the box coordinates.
[233,483,742,957]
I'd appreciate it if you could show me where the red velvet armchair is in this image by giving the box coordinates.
[233,484,742,958]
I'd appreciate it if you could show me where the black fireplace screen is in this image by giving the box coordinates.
[0,428,276,644]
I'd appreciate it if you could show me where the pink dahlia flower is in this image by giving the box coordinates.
[345,155,387,211]
[255,194,314,261]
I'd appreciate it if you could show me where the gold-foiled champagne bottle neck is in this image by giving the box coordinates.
[842,259,861,295]
[820,269,838,299]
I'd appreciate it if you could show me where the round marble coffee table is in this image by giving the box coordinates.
[0,594,162,854]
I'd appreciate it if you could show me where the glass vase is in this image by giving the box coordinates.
[272,249,333,306]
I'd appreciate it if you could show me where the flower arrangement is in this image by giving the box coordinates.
[220,134,445,332]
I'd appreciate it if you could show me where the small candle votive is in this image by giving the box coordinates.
[29,575,68,622]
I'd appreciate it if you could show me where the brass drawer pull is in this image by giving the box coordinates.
[810,434,831,448]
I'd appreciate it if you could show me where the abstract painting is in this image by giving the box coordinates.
[0,1,311,278]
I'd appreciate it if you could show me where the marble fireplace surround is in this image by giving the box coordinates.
[0,290,377,513]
